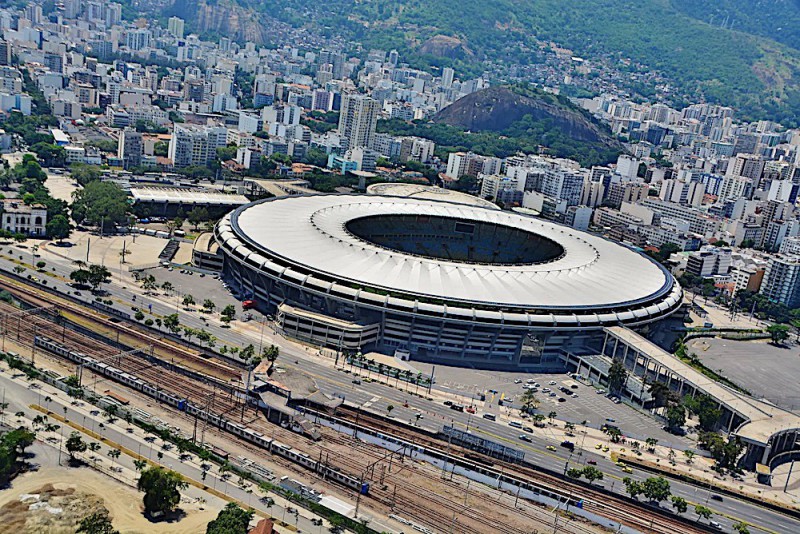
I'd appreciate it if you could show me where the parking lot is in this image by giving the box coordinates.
[142,265,241,310]
[688,337,800,412]
[412,363,691,447]
[134,266,689,446]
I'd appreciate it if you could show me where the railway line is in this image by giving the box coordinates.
[0,277,712,534]
[13,303,551,533]
[0,272,240,380]
[332,406,711,534]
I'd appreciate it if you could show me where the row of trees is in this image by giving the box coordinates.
[69,263,112,291]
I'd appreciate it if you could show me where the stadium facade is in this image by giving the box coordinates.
[215,194,683,369]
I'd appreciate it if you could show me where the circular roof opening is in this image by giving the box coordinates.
[345,214,566,265]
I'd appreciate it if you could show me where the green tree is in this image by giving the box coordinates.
[240,344,255,363]
[581,466,604,484]
[163,313,180,334]
[221,304,236,321]
[133,459,148,473]
[698,432,744,469]
[137,467,188,517]
[733,521,751,534]
[65,432,87,460]
[263,344,280,362]
[767,324,790,345]
[46,214,72,242]
[684,394,722,431]
[566,467,582,479]
[206,502,254,534]
[607,359,628,394]
[87,264,111,291]
[694,504,713,522]
[70,164,102,186]
[202,299,216,313]
[520,389,539,414]
[647,381,672,408]
[666,404,686,431]
[623,477,643,499]
[153,141,169,157]
[187,207,210,230]
[670,495,688,514]
[70,181,130,232]
[76,510,119,534]
[641,476,671,503]
[182,294,195,308]
[30,142,66,167]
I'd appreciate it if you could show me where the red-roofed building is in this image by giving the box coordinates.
[248,518,274,534]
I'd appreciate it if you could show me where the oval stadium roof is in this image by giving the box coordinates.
[229,194,679,312]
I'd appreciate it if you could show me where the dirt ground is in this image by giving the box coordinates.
[0,466,221,534]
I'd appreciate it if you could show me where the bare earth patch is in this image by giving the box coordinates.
[0,466,220,534]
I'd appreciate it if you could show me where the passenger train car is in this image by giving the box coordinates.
[34,336,368,495]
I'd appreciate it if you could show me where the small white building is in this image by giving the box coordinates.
[2,201,47,236]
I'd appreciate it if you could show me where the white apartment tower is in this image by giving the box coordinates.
[338,94,380,150]
[168,16,185,38]
[168,123,228,168]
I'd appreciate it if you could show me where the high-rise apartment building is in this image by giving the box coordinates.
[125,29,151,51]
[338,94,379,150]
[168,124,228,168]
[167,16,185,38]
[118,128,143,170]
[761,255,800,308]
[442,67,454,89]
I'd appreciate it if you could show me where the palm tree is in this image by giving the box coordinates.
[548,411,557,424]
[647,381,672,408]
[521,389,539,414]
[133,459,147,474]
[108,448,121,468]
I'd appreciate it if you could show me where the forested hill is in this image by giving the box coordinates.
[433,86,617,146]
[166,0,800,126]
[378,85,623,167]
[672,0,800,51]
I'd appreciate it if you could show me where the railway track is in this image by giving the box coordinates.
[0,273,240,379]
[0,278,707,534]
[334,406,710,534]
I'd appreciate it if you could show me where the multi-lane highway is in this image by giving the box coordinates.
[2,241,799,533]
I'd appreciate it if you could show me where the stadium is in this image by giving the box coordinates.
[215,194,683,369]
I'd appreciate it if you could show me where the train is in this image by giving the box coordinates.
[34,335,369,495]
[299,406,586,508]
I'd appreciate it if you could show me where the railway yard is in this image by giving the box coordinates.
[0,275,730,533]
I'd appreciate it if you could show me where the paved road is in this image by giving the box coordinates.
[2,246,799,533]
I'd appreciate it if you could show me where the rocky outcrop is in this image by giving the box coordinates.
[434,86,619,145]
[172,0,269,43]
[419,35,472,59]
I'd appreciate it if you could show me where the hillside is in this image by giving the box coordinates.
[434,86,614,144]
[163,0,800,125]
[378,85,623,167]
